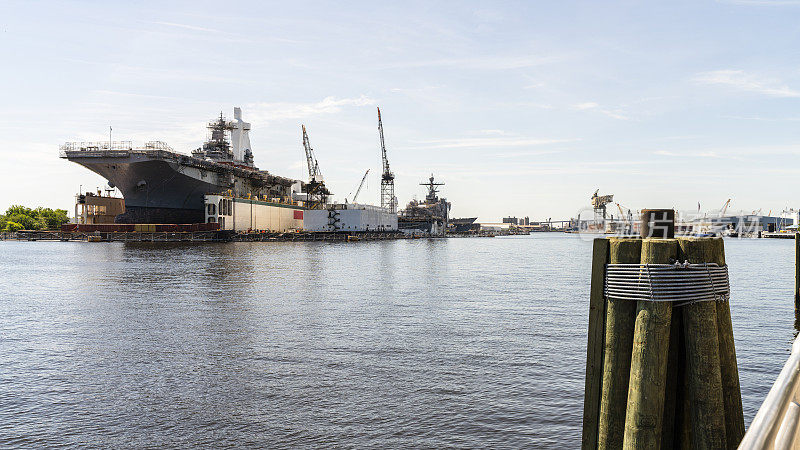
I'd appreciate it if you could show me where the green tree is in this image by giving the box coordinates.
[6,213,35,230]
[6,205,34,217]
[4,221,23,232]
[35,207,69,229]
[2,205,70,230]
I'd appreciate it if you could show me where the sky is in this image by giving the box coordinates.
[3,0,800,222]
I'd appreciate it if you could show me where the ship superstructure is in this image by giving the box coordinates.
[398,174,451,235]
[60,108,299,224]
[192,108,255,167]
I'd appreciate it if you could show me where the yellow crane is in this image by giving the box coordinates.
[616,202,635,233]
[616,203,629,225]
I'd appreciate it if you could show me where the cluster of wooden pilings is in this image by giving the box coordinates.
[582,212,745,449]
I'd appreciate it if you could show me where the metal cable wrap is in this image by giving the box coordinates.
[604,263,730,305]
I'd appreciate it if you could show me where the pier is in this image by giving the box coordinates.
[0,229,493,243]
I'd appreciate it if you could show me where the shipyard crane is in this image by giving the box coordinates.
[719,198,731,218]
[591,189,614,222]
[616,202,635,234]
[616,203,630,225]
[346,169,370,204]
[302,125,323,183]
[301,125,330,209]
[377,107,396,213]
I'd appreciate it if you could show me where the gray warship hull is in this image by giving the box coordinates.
[61,146,296,224]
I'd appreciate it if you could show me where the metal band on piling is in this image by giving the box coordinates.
[604,262,730,305]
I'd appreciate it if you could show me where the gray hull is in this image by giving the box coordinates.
[63,149,296,224]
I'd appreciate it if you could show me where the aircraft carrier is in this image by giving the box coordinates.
[60,108,299,223]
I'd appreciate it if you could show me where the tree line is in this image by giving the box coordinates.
[1,206,69,232]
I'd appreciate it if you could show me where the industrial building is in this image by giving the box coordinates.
[204,194,304,233]
[304,203,397,232]
[74,191,125,224]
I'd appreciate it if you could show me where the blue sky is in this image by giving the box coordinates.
[3,0,800,221]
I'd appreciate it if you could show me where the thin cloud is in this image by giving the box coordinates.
[654,150,724,158]
[409,137,579,149]
[494,150,563,158]
[245,96,376,122]
[694,70,800,97]
[575,102,599,110]
[523,82,546,90]
[718,0,800,5]
[722,115,800,121]
[90,89,195,102]
[572,102,629,120]
[380,54,564,71]
[151,21,222,33]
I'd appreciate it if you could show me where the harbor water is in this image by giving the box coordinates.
[0,235,795,447]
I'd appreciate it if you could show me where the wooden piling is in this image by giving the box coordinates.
[582,238,610,450]
[796,233,799,309]
[660,306,683,449]
[678,237,727,449]
[640,209,675,239]
[598,238,642,450]
[675,337,693,448]
[706,237,745,449]
[623,238,677,449]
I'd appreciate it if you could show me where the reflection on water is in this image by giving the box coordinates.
[0,235,795,447]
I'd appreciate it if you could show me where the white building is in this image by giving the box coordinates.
[304,203,397,232]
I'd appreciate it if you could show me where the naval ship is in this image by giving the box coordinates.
[60,108,299,224]
[398,174,451,235]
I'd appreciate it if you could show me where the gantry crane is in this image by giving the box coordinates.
[377,107,396,213]
[301,125,330,209]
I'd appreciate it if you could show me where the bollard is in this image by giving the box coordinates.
[623,238,677,449]
[598,238,642,449]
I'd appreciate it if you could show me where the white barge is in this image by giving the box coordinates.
[204,194,305,233]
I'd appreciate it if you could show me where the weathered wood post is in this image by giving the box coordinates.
[713,240,745,448]
[678,237,727,449]
[623,237,677,449]
[597,238,642,449]
[640,209,675,239]
[582,238,610,450]
[662,288,685,449]
[620,209,676,448]
[796,233,799,309]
